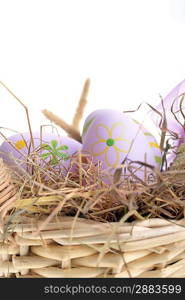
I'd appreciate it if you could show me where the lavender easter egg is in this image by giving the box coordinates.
[151,79,185,132]
[150,79,185,168]
[82,109,162,182]
[0,132,82,173]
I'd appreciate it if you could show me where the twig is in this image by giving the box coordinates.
[72,78,90,130]
[0,81,35,149]
[42,109,81,142]
[42,78,90,142]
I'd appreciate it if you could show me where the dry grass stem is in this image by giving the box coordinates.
[42,109,81,142]
[72,79,90,130]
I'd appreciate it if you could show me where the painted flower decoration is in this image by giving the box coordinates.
[15,139,27,150]
[41,140,69,165]
[90,122,130,168]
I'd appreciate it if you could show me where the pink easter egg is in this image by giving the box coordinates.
[82,109,162,183]
[0,132,82,174]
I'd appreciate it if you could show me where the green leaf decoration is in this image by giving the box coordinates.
[41,144,52,151]
[50,158,59,165]
[41,152,52,159]
[57,152,69,160]
[40,140,70,165]
[41,143,48,148]
[63,154,69,161]
[57,145,69,151]
[82,117,96,135]
[155,156,162,164]
[144,132,154,137]
[51,140,58,149]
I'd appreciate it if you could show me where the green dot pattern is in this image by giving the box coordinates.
[106,138,115,147]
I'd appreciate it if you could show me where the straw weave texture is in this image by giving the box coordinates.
[1,213,185,277]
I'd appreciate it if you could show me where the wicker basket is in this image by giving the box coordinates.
[1,154,185,278]
[1,207,185,278]
[1,80,185,278]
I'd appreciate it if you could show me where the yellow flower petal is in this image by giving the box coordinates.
[149,142,160,149]
[91,141,108,156]
[105,146,120,168]
[15,139,26,150]
[113,144,129,154]
[114,137,129,142]
[95,123,111,140]
[110,122,125,139]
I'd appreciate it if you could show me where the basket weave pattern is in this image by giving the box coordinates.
[0,159,185,277]
[1,214,185,278]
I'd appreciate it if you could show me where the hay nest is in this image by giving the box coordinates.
[1,79,185,278]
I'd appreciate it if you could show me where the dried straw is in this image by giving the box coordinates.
[1,80,185,277]
[72,78,90,130]
[42,78,90,142]
[42,109,81,142]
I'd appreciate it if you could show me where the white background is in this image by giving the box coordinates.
[0,0,185,140]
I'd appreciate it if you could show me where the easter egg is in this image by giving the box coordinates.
[150,79,185,168]
[0,132,82,174]
[82,109,162,182]
[151,79,185,133]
